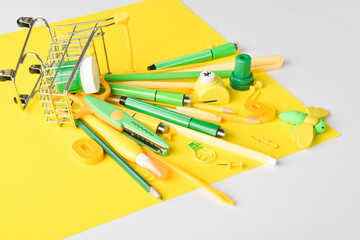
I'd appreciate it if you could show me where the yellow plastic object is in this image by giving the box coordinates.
[82,114,168,180]
[72,138,104,165]
[194,71,230,104]
[172,55,284,73]
[251,136,279,149]
[114,12,135,73]
[143,147,235,206]
[0,1,340,239]
[132,111,164,133]
[174,107,222,123]
[292,107,329,148]
[244,82,276,123]
[217,160,243,170]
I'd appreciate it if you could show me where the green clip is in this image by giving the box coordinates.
[187,141,216,163]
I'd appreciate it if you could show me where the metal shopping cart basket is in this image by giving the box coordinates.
[0,14,125,127]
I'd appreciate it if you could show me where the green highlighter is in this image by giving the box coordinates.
[147,42,240,70]
[119,97,226,138]
[108,83,191,106]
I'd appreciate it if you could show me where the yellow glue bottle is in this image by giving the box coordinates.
[194,71,230,105]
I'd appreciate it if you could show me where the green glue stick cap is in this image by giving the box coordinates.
[230,54,254,91]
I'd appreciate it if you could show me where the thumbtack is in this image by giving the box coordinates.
[217,160,243,170]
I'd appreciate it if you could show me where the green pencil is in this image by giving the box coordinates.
[75,119,162,200]
[104,70,233,81]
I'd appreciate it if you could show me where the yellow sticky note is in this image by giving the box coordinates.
[0,0,340,239]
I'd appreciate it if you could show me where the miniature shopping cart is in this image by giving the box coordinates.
[0,13,131,127]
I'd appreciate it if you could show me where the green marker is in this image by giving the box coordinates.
[147,42,240,70]
[119,97,226,138]
[108,83,191,106]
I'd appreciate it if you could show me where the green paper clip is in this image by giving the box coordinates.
[188,141,216,163]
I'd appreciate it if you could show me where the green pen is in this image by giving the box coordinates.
[119,96,226,138]
[147,42,240,70]
[108,83,191,106]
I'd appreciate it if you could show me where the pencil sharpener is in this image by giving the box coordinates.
[194,71,230,105]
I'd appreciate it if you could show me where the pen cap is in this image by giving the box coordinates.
[189,118,221,137]
[155,91,185,106]
[230,54,254,91]
[211,42,238,59]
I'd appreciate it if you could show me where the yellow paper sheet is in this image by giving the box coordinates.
[0,0,340,239]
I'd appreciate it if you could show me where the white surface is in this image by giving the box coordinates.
[1,0,360,239]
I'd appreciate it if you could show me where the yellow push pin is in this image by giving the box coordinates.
[217,160,243,170]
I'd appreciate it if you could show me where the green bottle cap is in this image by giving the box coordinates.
[230,54,254,91]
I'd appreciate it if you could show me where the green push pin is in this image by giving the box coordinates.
[230,54,254,91]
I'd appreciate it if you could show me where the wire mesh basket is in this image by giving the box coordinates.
[0,15,117,127]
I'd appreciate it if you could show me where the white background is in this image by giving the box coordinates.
[1,0,360,239]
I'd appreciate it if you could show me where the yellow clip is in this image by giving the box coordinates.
[72,138,104,165]
[251,136,279,149]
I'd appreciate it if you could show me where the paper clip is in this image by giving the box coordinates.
[188,141,216,162]
[251,136,279,149]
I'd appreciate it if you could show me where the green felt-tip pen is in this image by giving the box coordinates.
[119,97,226,138]
[108,83,191,106]
[147,42,240,70]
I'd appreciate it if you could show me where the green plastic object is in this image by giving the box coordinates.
[151,51,213,70]
[230,54,254,91]
[104,70,233,81]
[211,42,238,58]
[156,91,185,106]
[55,60,82,93]
[83,95,169,156]
[120,97,222,137]
[109,83,156,100]
[108,83,185,106]
[147,42,239,70]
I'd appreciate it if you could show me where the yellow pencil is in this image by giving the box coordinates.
[173,107,222,123]
[216,112,261,124]
[173,55,284,73]
[192,103,236,114]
